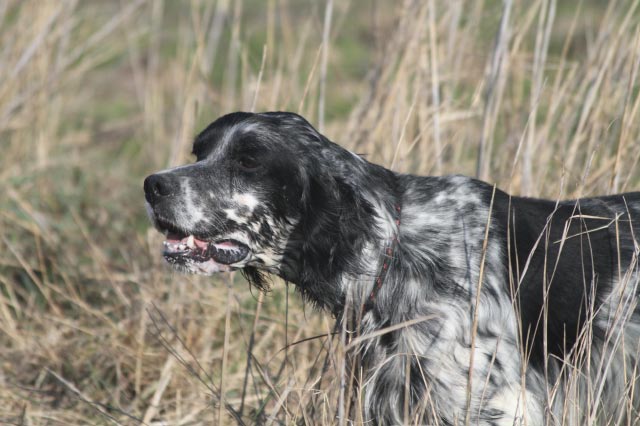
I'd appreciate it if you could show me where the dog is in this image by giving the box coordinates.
[144,111,640,425]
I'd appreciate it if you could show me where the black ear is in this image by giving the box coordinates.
[294,164,377,312]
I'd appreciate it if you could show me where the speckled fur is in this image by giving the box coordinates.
[145,111,640,425]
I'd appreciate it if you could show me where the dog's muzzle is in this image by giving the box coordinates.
[144,173,251,274]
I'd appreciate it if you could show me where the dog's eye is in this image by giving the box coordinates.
[237,156,260,171]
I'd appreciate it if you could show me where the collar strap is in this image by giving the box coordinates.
[364,203,401,311]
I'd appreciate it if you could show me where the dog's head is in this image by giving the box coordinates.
[144,111,379,302]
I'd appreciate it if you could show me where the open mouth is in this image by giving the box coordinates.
[163,232,250,269]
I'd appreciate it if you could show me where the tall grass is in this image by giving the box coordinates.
[1,0,639,424]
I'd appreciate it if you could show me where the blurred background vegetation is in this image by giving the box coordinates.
[1,0,639,424]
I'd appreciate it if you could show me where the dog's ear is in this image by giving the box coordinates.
[299,165,373,247]
[294,162,376,311]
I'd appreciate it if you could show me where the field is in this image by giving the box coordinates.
[1,0,640,424]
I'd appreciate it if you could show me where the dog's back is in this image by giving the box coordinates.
[502,191,640,364]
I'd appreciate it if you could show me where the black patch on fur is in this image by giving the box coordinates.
[489,189,640,367]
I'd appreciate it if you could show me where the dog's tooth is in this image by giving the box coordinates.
[186,235,195,248]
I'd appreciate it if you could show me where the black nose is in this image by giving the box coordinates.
[144,173,174,204]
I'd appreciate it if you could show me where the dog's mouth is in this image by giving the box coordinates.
[162,231,250,273]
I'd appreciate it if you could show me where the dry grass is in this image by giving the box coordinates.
[1,0,639,424]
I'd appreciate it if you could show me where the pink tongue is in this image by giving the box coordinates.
[215,240,236,248]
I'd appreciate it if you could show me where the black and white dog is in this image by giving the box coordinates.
[144,111,640,425]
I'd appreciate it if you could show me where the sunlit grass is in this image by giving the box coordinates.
[1,0,639,424]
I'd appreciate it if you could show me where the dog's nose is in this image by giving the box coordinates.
[144,174,174,204]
